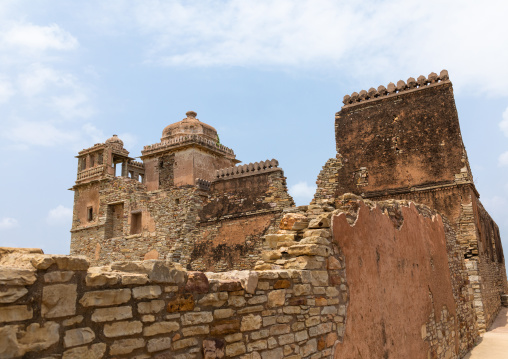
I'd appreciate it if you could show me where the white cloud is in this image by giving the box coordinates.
[0,217,18,229]
[52,92,94,119]
[0,75,14,103]
[95,0,508,95]
[18,64,70,97]
[289,181,316,205]
[47,205,73,226]
[3,121,79,147]
[499,151,508,167]
[500,107,508,138]
[2,22,78,51]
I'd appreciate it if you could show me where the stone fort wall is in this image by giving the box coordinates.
[71,162,294,272]
[0,198,484,359]
[314,70,508,333]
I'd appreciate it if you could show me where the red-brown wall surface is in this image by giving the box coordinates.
[332,201,472,359]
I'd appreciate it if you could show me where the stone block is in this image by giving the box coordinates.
[0,287,28,303]
[273,279,291,289]
[111,261,187,284]
[263,234,296,249]
[269,324,290,336]
[85,271,119,287]
[182,325,210,336]
[309,322,332,337]
[31,255,89,271]
[167,293,195,313]
[295,329,309,342]
[182,311,213,325]
[79,288,131,307]
[303,229,331,238]
[279,213,309,230]
[293,284,312,296]
[327,256,342,270]
[42,284,77,318]
[203,338,225,358]
[218,280,243,292]
[214,308,235,319]
[148,337,172,353]
[0,305,33,323]
[0,267,36,286]
[287,244,331,257]
[64,327,95,348]
[228,295,246,307]
[310,271,329,286]
[237,305,264,314]
[210,319,241,336]
[226,342,246,356]
[63,316,84,326]
[301,338,317,357]
[172,338,199,351]
[44,271,74,283]
[144,322,180,336]
[138,300,165,314]
[198,292,228,307]
[185,271,210,293]
[241,314,262,331]
[122,273,149,285]
[104,320,142,338]
[17,322,60,352]
[91,306,132,322]
[206,270,258,294]
[299,236,330,245]
[261,347,283,359]
[109,338,145,355]
[267,289,286,307]
[308,213,332,229]
[133,285,162,299]
[284,256,325,270]
[62,343,107,359]
[248,295,267,305]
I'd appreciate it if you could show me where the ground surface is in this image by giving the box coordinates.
[464,307,508,358]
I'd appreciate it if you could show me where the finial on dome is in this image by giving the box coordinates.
[186,111,197,119]
[105,134,124,146]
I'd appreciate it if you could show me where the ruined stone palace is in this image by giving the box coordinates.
[0,70,506,359]
[70,110,294,271]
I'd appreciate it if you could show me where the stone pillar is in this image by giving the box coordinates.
[122,160,128,177]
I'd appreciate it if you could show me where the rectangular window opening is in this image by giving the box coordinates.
[130,212,142,235]
[87,207,93,222]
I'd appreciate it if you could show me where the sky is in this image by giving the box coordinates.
[0,0,508,262]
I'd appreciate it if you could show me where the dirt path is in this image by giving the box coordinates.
[463,307,508,359]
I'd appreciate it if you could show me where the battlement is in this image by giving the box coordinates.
[342,69,450,107]
[195,178,211,191]
[142,134,235,157]
[215,159,280,180]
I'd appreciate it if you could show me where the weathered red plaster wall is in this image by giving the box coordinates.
[333,202,457,359]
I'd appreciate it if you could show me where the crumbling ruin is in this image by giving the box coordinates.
[0,70,506,359]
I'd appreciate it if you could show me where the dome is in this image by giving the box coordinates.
[105,134,124,146]
[161,111,218,142]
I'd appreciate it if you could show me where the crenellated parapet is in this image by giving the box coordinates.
[195,178,211,191]
[215,159,280,180]
[342,69,450,107]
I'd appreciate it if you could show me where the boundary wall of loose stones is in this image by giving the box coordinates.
[0,206,346,359]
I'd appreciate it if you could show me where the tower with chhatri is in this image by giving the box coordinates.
[70,111,293,270]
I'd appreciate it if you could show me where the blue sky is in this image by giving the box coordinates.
[0,0,508,261]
